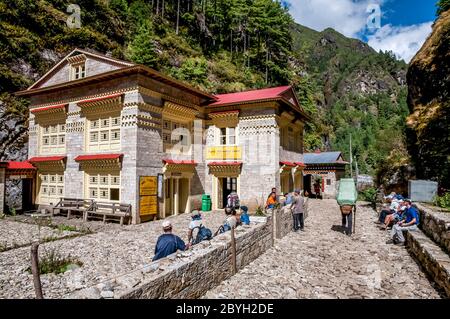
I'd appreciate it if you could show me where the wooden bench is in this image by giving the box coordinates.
[85,202,132,226]
[53,198,94,219]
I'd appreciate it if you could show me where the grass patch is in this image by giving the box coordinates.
[57,224,78,232]
[26,249,83,275]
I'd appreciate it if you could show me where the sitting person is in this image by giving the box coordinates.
[215,207,237,235]
[382,201,406,230]
[265,192,278,209]
[377,198,401,224]
[240,205,250,225]
[387,199,419,245]
[187,210,212,245]
[153,221,188,261]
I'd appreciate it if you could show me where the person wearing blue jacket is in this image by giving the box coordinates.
[387,199,420,245]
[153,220,188,261]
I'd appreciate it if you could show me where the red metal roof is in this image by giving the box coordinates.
[30,104,67,113]
[295,162,306,167]
[210,86,291,106]
[7,161,36,170]
[280,161,296,167]
[74,154,123,161]
[29,156,66,163]
[163,159,197,165]
[208,161,242,166]
[78,93,122,105]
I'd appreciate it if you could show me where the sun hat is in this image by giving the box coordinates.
[162,220,172,230]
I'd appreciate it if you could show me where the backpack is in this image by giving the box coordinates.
[192,224,212,245]
[227,193,240,208]
[240,213,250,225]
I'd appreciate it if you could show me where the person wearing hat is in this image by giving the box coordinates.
[387,199,420,245]
[188,210,203,243]
[292,189,305,231]
[152,220,188,261]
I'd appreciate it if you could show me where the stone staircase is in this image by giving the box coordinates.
[405,203,450,298]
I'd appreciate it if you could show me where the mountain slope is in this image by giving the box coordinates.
[407,8,450,189]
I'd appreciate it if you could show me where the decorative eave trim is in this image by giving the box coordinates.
[163,101,198,122]
[30,104,68,115]
[208,161,242,177]
[29,88,137,110]
[75,154,123,170]
[163,159,197,173]
[78,93,123,116]
[29,156,67,171]
[67,54,87,65]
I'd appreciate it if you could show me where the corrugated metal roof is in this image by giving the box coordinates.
[304,152,343,164]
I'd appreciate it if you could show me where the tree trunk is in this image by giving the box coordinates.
[176,0,180,34]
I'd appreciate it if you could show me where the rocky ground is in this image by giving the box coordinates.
[0,210,226,298]
[204,200,443,299]
[0,219,81,252]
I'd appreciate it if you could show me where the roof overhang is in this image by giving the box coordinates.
[163,159,197,174]
[208,161,242,177]
[75,154,123,170]
[28,156,67,171]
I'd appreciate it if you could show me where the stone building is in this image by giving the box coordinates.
[10,49,309,223]
[303,151,348,199]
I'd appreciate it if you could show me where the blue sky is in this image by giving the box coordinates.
[285,0,437,62]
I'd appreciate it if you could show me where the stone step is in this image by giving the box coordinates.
[416,203,450,257]
[406,229,450,298]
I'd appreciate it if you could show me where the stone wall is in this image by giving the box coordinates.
[69,218,273,299]
[406,230,450,298]
[416,203,450,255]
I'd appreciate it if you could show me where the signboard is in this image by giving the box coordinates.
[139,176,158,216]
[206,146,242,160]
[140,176,157,196]
[139,195,158,215]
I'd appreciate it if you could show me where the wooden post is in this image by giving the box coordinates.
[230,226,237,275]
[30,242,43,299]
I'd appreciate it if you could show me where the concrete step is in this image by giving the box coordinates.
[406,229,450,298]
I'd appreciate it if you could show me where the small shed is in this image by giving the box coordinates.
[303,151,348,199]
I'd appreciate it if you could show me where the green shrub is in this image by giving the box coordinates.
[434,193,450,210]
[358,187,377,203]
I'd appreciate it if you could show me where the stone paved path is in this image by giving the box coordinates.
[204,199,442,299]
[0,211,226,299]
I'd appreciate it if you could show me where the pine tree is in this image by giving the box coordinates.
[127,20,158,67]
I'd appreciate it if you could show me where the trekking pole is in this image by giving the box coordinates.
[230,226,237,275]
[353,205,356,234]
[30,242,43,299]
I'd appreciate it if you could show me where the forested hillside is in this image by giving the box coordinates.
[0,0,411,183]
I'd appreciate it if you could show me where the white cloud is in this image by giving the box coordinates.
[367,22,433,62]
[286,0,433,62]
[287,0,384,38]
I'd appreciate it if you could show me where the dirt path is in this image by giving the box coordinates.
[204,199,442,299]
